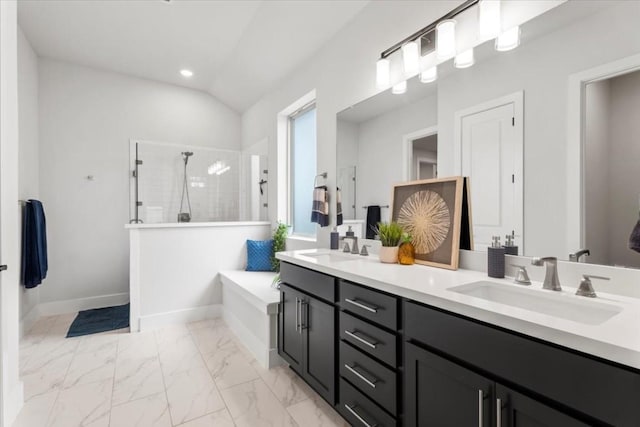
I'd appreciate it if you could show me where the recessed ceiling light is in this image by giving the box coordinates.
[180,69,193,78]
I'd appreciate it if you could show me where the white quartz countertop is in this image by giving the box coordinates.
[276,249,640,371]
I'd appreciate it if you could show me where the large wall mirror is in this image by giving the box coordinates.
[336,0,640,268]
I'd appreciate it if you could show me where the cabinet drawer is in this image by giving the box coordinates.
[339,378,396,427]
[340,280,398,330]
[280,262,336,302]
[340,341,397,415]
[340,311,397,367]
[404,300,640,426]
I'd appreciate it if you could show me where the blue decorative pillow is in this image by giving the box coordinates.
[246,239,274,272]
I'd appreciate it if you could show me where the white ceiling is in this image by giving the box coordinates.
[17,0,369,112]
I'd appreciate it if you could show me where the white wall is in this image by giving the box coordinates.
[241,1,462,247]
[356,95,437,222]
[1,1,25,423]
[437,1,640,258]
[584,80,610,265]
[38,59,242,306]
[17,27,40,334]
[608,71,640,268]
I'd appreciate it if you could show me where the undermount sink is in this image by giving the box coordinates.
[300,252,360,263]
[449,281,623,325]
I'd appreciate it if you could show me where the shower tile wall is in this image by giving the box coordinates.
[136,143,241,223]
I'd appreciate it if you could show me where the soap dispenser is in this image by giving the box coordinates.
[346,226,354,237]
[504,232,518,256]
[488,236,505,278]
[330,227,339,250]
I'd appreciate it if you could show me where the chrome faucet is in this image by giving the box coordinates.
[569,249,590,263]
[341,236,359,255]
[531,257,562,291]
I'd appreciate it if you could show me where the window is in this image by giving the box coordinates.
[289,103,317,236]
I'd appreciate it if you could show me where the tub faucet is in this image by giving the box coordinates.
[569,249,590,262]
[531,257,562,291]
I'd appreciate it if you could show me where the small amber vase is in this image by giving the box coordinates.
[398,241,415,265]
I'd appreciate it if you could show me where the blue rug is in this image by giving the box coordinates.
[66,303,130,338]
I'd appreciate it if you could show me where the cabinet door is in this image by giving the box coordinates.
[302,295,336,404]
[496,385,590,427]
[405,342,493,427]
[278,284,303,372]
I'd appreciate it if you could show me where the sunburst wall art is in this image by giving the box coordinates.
[391,177,467,270]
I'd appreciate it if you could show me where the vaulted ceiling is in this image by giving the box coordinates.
[18,0,369,112]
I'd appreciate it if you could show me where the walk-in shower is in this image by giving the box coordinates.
[178,151,194,222]
[129,140,258,223]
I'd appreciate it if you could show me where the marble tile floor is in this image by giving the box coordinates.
[14,314,348,427]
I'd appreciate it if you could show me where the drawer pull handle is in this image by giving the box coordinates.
[344,404,377,427]
[345,298,378,313]
[496,398,503,427]
[344,364,378,388]
[478,389,484,427]
[345,330,377,349]
[295,297,300,333]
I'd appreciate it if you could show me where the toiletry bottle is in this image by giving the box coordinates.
[488,236,505,278]
[330,227,339,250]
[504,232,518,256]
[346,226,354,237]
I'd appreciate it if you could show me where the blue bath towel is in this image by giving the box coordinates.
[21,200,48,288]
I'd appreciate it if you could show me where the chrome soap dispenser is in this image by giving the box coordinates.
[488,236,505,278]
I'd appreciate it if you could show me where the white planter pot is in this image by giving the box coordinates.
[378,246,399,264]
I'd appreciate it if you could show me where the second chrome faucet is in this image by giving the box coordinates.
[531,257,562,291]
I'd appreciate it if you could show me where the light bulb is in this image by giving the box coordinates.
[478,0,501,40]
[376,58,390,89]
[436,19,456,59]
[402,41,420,76]
[420,66,438,83]
[495,26,520,51]
[454,48,475,69]
[391,81,407,95]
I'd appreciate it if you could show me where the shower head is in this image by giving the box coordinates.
[181,151,194,164]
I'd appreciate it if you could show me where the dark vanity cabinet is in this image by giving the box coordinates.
[404,300,640,427]
[278,262,640,427]
[278,263,336,404]
[337,280,401,427]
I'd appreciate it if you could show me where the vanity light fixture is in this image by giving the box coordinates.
[478,0,501,40]
[495,26,521,51]
[402,41,420,75]
[376,58,390,89]
[392,80,407,95]
[180,69,193,78]
[436,20,457,59]
[420,66,438,83]
[454,48,475,69]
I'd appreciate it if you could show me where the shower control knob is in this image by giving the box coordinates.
[0,265,7,272]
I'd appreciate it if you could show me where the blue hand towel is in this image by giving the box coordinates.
[630,216,640,253]
[21,200,48,288]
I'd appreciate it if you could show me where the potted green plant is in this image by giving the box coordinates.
[376,221,403,263]
[270,222,290,288]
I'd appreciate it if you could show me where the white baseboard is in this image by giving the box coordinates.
[223,305,282,369]
[38,292,130,317]
[138,304,221,332]
[19,305,40,338]
[3,380,24,427]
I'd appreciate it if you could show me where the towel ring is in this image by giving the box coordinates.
[314,172,328,188]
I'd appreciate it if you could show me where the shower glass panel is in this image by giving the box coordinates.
[338,165,356,220]
[130,141,242,223]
